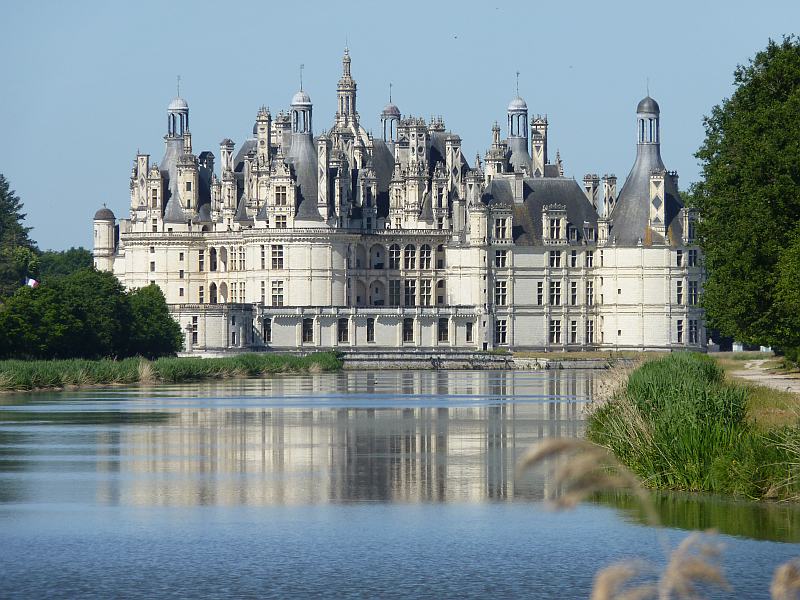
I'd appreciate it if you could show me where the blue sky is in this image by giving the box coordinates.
[1,0,798,249]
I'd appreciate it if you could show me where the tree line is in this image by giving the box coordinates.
[0,174,182,359]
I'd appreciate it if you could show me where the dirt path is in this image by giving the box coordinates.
[731,359,800,394]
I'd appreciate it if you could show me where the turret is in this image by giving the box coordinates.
[335,48,358,128]
[93,206,116,271]
[381,88,401,146]
[255,106,271,164]
[507,95,530,174]
[531,115,548,177]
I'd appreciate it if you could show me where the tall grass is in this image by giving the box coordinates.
[0,352,342,392]
[587,352,800,500]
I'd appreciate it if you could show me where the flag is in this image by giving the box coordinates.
[25,278,39,288]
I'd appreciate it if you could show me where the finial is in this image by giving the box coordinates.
[300,64,304,91]
[176,75,181,97]
[646,77,650,96]
[516,70,520,96]
[389,82,392,103]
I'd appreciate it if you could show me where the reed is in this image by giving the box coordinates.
[0,352,342,391]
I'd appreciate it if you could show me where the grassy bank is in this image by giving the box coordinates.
[587,352,800,501]
[0,352,342,392]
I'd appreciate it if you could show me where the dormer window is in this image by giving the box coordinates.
[494,218,508,240]
[549,218,561,240]
[275,186,287,206]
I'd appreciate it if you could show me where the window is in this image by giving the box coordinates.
[586,320,595,344]
[389,280,401,306]
[420,279,432,306]
[150,246,155,254]
[389,244,401,269]
[495,250,508,268]
[549,251,562,268]
[438,318,449,342]
[273,215,287,229]
[191,316,198,345]
[179,269,184,279]
[263,318,272,343]
[420,245,432,269]
[366,318,375,343]
[688,249,698,267]
[199,249,205,272]
[676,249,684,267]
[585,251,594,268]
[570,320,578,344]
[275,185,287,206]
[179,287,184,297]
[260,281,265,305]
[570,281,578,306]
[549,218,560,240]
[568,225,578,241]
[337,318,349,343]
[466,322,474,343]
[179,252,184,261]
[676,281,683,305]
[494,218,507,240]
[586,281,594,306]
[689,319,699,344]
[403,318,414,343]
[570,250,578,268]
[677,319,684,344]
[271,280,284,307]
[150,261,155,272]
[404,245,416,270]
[239,248,245,270]
[151,188,158,207]
[494,319,507,345]
[302,318,314,343]
[404,279,416,306]
[240,282,245,301]
[436,245,445,269]
[537,281,544,305]
[185,181,192,192]
[210,248,217,271]
[549,281,561,306]
[549,319,561,344]
[152,218,158,233]
[199,286,204,304]
[688,280,698,305]
[231,282,237,303]
[271,245,284,269]
[586,227,596,242]
[687,220,696,241]
[600,250,604,267]
[494,280,507,306]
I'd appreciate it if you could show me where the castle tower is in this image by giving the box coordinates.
[507,94,530,173]
[381,89,401,146]
[336,48,357,128]
[93,206,116,271]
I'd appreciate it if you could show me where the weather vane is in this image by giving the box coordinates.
[516,71,520,96]
[389,82,392,103]
[177,75,181,97]
[300,64,304,91]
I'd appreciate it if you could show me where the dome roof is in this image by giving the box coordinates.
[291,89,312,106]
[168,96,189,111]
[382,102,401,118]
[637,96,660,114]
[508,96,528,111]
[94,207,115,220]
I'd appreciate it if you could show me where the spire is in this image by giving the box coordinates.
[300,63,304,91]
[342,47,351,77]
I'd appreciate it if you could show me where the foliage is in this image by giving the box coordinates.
[0,352,342,391]
[37,247,93,280]
[587,352,800,500]
[127,285,183,358]
[691,36,800,361]
[0,270,181,360]
[0,174,37,298]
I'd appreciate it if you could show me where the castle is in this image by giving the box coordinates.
[93,49,705,353]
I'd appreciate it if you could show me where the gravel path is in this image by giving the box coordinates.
[731,359,800,394]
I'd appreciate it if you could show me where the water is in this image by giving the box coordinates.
[0,370,797,599]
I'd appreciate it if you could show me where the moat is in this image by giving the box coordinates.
[0,370,797,598]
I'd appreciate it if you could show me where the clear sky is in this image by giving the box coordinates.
[1,0,797,250]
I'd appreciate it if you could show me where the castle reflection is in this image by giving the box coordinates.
[91,370,595,506]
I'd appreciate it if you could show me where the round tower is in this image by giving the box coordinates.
[291,89,312,135]
[636,95,660,144]
[93,206,116,271]
[167,96,189,138]
[381,98,401,144]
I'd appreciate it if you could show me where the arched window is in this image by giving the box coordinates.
[209,282,218,304]
[389,244,401,270]
[420,245,432,269]
[436,244,446,269]
[210,247,218,271]
[404,244,416,270]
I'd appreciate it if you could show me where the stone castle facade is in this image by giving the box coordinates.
[93,50,705,353]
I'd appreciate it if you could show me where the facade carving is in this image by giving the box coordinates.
[93,50,705,352]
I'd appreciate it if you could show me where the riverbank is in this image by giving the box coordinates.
[587,352,800,501]
[0,352,342,392]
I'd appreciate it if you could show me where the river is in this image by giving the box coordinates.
[0,370,797,598]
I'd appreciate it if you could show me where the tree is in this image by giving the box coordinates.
[38,247,93,280]
[0,174,37,298]
[692,36,800,354]
[127,284,183,358]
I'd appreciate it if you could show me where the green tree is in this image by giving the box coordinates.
[38,247,93,280]
[0,174,37,298]
[692,36,800,353]
[127,284,183,358]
